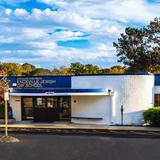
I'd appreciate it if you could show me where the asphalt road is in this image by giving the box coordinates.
[0,133,160,160]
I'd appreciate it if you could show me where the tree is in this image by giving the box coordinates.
[21,63,36,75]
[110,65,127,74]
[113,18,160,73]
[100,68,111,74]
[51,67,61,75]
[69,62,84,75]
[83,64,101,74]
[29,68,52,76]
[59,66,69,75]
[0,63,22,76]
[51,66,69,75]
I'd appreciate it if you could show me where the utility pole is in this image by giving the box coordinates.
[121,105,124,126]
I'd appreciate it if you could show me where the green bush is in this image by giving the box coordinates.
[143,107,160,127]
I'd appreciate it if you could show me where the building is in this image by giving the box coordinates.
[4,73,160,125]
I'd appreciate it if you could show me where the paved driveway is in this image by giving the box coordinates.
[0,133,160,160]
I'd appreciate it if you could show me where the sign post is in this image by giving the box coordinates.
[4,92,9,137]
[121,105,124,126]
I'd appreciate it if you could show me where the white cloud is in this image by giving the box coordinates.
[5,9,12,15]
[50,29,88,41]
[0,0,160,68]
[37,0,68,7]
[21,28,48,40]
[0,35,14,43]
[14,8,29,16]
[29,41,57,50]
[37,0,160,23]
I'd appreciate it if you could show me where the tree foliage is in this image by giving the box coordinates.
[0,62,127,76]
[21,63,36,75]
[29,68,52,76]
[113,17,160,73]
[69,62,85,75]
[0,63,22,76]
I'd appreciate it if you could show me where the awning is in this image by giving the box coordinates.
[9,88,113,96]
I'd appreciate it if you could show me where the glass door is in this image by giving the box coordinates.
[34,97,60,122]
[59,96,71,121]
[46,97,59,121]
[22,97,34,120]
[34,97,47,122]
[22,96,71,122]
[47,97,58,108]
[35,97,46,108]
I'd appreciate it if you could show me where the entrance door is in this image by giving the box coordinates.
[46,97,59,121]
[34,97,60,122]
[59,97,71,121]
[34,97,46,122]
[22,96,71,122]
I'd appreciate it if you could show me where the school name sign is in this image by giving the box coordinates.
[8,76,71,89]
[17,77,56,88]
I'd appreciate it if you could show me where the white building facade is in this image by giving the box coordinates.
[6,73,160,125]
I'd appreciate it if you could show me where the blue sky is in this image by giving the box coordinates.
[0,0,160,68]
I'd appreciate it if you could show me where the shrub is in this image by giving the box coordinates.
[143,107,160,127]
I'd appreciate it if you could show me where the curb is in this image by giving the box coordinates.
[0,124,160,133]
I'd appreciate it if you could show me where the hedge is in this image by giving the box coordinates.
[143,107,160,127]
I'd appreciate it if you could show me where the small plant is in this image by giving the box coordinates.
[143,107,160,127]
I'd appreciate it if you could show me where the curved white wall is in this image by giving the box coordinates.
[71,75,154,125]
[121,76,154,125]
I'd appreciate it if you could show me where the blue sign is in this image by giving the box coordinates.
[155,75,160,86]
[7,76,71,89]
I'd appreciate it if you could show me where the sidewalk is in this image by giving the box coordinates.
[0,121,160,132]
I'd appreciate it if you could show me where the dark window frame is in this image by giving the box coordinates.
[21,96,71,121]
[155,94,160,107]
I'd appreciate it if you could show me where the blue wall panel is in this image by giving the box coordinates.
[7,76,71,89]
[155,75,160,86]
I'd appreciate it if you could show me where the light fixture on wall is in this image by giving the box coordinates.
[108,89,111,96]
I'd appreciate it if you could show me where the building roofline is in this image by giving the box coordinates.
[0,72,154,78]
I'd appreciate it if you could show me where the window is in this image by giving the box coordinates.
[22,96,71,121]
[47,97,58,108]
[23,97,33,108]
[155,94,160,106]
[35,97,46,108]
